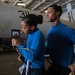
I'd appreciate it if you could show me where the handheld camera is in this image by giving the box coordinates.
[11,29,20,38]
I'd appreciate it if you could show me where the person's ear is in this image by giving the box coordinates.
[31,26,35,30]
[56,11,60,16]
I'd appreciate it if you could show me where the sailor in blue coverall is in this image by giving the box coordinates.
[12,14,46,75]
[45,4,75,75]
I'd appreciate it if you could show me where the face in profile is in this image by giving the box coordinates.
[46,7,59,22]
[21,21,32,34]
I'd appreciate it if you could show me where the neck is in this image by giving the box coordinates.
[31,27,38,33]
[52,18,60,26]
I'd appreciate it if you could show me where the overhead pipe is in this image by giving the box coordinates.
[32,0,46,10]
[38,0,59,12]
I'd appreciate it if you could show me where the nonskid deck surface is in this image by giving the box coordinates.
[0,51,23,75]
[0,51,50,75]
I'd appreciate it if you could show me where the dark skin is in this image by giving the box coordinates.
[12,20,37,62]
[12,21,36,46]
[45,7,75,74]
[45,7,60,26]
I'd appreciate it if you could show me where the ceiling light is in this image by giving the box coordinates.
[17,3,25,6]
[45,10,47,13]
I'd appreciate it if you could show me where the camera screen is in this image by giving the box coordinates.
[11,29,20,38]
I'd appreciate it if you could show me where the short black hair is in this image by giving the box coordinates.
[49,4,62,17]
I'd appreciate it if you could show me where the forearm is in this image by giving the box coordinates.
[68,62,75,74]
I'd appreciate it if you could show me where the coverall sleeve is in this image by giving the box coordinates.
[18,34,42,62]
